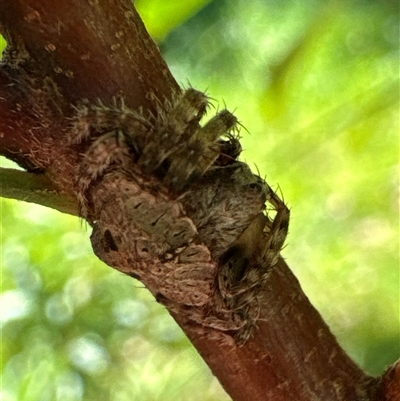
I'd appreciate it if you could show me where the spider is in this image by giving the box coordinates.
[68,88,240,217]
[68,87,290,341]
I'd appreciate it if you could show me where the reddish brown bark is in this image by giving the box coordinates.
[172,259,384,401]
[0,1,397,400]
[0,0,177,182]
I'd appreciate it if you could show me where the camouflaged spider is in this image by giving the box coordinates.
[68,88,241,217]
[68,87,290,342]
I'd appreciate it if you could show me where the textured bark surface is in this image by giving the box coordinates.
[0,1,398,400]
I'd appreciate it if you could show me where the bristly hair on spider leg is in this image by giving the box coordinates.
[261,185,290,268]
[193,109,239,176]
[138,88,210,175]
[68,98,152,149]
[164,109,239,193]
[167,88,210,130]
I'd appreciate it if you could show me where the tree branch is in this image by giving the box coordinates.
[0,167,78,215]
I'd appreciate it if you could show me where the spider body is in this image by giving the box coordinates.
[69,88,240,212]
[68,88,290,342]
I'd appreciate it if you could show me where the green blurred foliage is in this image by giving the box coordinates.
[1,0,399,400]
[135,0,213,41]
[0,35,6,55]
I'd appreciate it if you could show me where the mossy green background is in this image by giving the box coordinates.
[1,1,399,400]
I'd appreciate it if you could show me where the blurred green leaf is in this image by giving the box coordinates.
[0,34,6,56]
[135,0,212,41]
